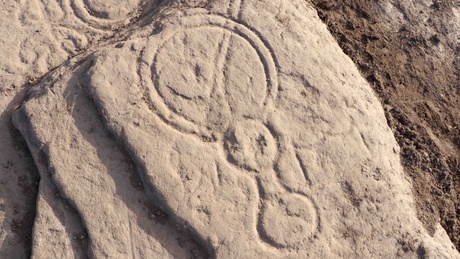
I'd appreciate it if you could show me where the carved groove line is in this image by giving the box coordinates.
[68,0,143,30]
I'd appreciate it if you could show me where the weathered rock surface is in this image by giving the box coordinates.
[10,0,459,258]
[13,61,208,258]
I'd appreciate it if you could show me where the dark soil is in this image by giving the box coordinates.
[310,0,460,250]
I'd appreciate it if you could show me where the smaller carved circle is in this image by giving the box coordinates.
[260,194,317,248]
[71,0,141,29]
[224,120,277,171]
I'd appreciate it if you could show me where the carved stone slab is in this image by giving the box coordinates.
[13,0,459,258]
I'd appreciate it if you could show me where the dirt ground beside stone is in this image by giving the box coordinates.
[310,0,460,250]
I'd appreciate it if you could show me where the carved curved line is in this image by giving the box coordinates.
[257,193,320,248]
[205,15,279,105]
[148,37,216,142]
[82,0,110,19]
[152,26,226,136]
[69,0,141,30]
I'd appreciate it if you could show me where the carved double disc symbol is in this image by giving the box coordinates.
[140,12,319,248]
